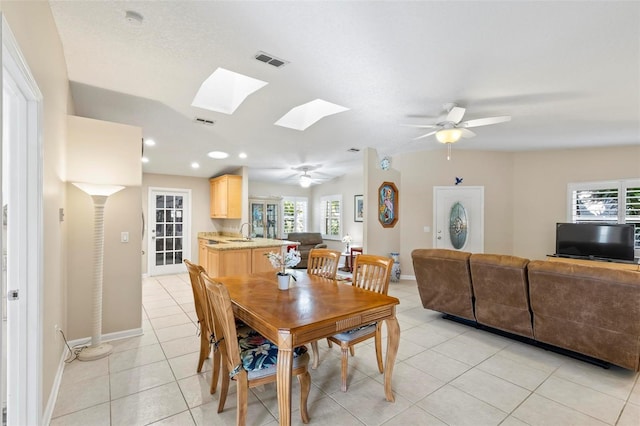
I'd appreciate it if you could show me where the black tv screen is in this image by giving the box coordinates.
[555,223,635,262]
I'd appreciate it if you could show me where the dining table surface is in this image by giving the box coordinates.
[215,269,401,426]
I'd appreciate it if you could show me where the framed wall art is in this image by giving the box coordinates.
[378,181,398,228]
[354,194,364,222]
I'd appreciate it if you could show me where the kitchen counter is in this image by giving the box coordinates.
[198,233,297,251]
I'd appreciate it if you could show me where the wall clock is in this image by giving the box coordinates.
[380,156,391,171]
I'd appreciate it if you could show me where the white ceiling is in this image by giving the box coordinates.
[49,1,640,184]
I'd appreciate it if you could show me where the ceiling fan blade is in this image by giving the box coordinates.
[446,106,466,123]
[413,130,437,140]
[461,115,511,128]
[460,128,476,138]
[401,123,439,129]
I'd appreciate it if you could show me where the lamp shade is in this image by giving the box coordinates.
[72,182,125,196]
[436,128,463,144]
[299,174,312,188]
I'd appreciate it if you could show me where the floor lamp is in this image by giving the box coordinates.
[73,182,125,361]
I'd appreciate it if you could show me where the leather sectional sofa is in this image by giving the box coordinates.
[412,248,640,371]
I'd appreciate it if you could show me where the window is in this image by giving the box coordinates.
[568,179,640,255]
[282,197,307,236]
[320,195,342,240]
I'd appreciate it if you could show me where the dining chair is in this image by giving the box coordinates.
[184,259,221,394]
[327,254,393,391]
[201,272,312,425]
[306,248,341,368]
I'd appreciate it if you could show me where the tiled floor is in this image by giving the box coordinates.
[50,273,640,425]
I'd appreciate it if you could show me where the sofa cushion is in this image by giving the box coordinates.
[528,260,640,371]
[286,232,325,268]
[412,248,475,321]
[470,253,533,338]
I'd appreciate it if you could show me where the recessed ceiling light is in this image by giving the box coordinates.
[141,156,149,163]
[192,68,268,115]
[275,99,349,131]
[238,152,247,159]
[207,151,229,159]
[191,162,200,169]
[144,139,156,146]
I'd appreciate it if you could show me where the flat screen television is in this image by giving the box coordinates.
[555,223,635,262]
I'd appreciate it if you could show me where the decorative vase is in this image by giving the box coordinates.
[277,273,290,290]
[390,252,400,282]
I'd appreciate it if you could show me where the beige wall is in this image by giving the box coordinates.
[67,116,142,186]
[142,173,216,274]
[66,184,142,338]
[512,145,640,260]
[1,0,70,416]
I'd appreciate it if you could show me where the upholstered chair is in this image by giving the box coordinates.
[326,254,393,391]
[201,273,312,425]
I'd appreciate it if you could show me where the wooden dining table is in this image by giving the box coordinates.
[216,270,401,426]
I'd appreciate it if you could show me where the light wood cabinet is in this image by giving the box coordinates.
[210,174,242,219]
[206,248,252,278]
[198,239,208,271]
[251,247,280,273]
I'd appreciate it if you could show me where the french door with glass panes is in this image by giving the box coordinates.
[148,188,191,275]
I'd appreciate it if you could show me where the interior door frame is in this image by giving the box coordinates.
[147,187,191,276]
[1,15,43,426]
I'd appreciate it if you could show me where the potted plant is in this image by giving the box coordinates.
[265,248,301,290]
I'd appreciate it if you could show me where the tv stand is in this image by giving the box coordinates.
[547,255,640,272]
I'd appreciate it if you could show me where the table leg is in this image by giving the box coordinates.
[384,316,400,402]
[276,331,293,426]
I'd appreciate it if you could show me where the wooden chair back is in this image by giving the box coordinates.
[352,254,393,295]
[201,273,243,379]
[184,259,213,340]
[307,248,341,279]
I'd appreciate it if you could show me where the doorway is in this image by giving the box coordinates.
[1,16,43,426]
[433,186,484,253]
[147,188,191,276]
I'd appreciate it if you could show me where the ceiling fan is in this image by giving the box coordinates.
[405,103,511,159]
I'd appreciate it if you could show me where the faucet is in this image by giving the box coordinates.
[239,222,252,240]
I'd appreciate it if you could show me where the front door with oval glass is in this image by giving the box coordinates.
[434,186,484,253]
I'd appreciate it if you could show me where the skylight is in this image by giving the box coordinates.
[274,99,349,131]
[191,68,268,115]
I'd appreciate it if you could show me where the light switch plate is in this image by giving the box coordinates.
[121,231,129,243]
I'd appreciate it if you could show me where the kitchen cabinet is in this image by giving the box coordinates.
[250,197,281,239]
[210,174,242,219]
[206,248,252,278]
[251,247,280,273]
[198,239,208,271]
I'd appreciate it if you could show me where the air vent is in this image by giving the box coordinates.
[194,117,215,126]
[348,148,361,153]
[254,51,289,68]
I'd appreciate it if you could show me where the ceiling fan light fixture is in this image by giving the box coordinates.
[436,128,463,144]
[299,174,312,188]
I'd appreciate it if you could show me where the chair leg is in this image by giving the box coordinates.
[298,371,311,424]
[326,338,333,348]
[236,374,249,426]
[374,323,384,373]
[311,341,319,369]
[197,332,209,372]
[210,349,220,394]
[340,345,349,392]
[217,364,230,413]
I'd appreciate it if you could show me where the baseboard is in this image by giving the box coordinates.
[67,327,144,349]
[42,338,72,425]
[399,274,416,281]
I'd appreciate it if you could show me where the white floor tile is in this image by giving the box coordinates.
[477,353,550,391]
[109,343,166,373]
[52,375,110,418]
[512,393,608,426]
[111,382,188,426]
[450,368,531,412]
[416,385,507,426]
[50,402,110,426]
[148,410,196,425]
[110,360,175,399]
